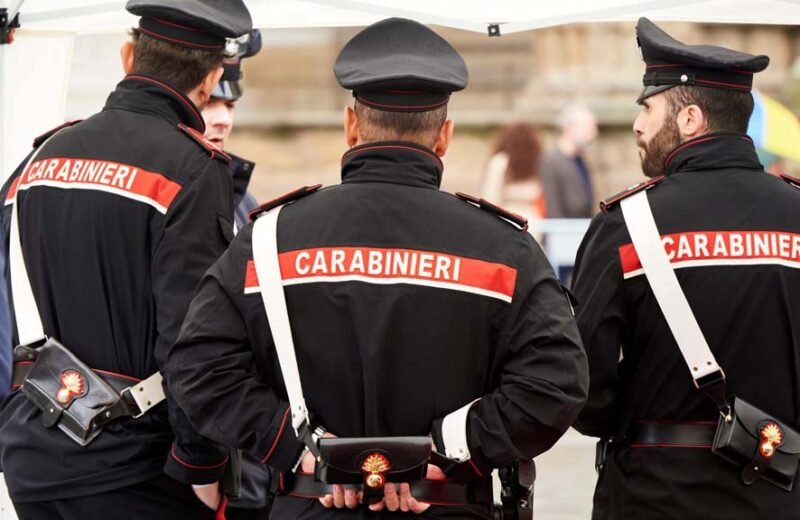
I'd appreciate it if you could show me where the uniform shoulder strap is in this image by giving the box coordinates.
[779,173,800,189]
[455,192,528,232]
[248,184,322,223]
[32,120,82,148]
[177,123,231,164]
[600,175,665,214]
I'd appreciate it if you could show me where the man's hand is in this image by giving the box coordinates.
[299,433,364,509]
[191,482,221,510]
[368,464,447,514]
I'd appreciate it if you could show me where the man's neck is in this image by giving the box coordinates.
[557,135,580,158]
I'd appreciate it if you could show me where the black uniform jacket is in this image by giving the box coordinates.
[230,153,260,232]
[0,75,232,502]
[571,133,800,519]
[168,141,589,519]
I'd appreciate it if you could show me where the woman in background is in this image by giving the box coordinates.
[481,122,547,226]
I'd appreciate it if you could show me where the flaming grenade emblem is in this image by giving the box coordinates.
[759,423,784,458]
[361,453,391,489]
[56,370,86,405]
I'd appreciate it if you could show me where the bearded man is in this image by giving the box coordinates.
[571,17,800,520]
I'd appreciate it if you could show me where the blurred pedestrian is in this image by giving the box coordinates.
[540,105,598,218]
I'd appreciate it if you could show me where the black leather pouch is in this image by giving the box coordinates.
[19,339,120,446]
[315,436,431,499]
[712,397,800,491]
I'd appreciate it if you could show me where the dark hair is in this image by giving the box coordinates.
[664,86,754,133]
[354,101,447,149]
[492,122,542,181]
[130,29,225,94]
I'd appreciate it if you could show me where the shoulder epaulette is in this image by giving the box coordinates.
[600,175,666,214]
[455,192,528,232]
[779,173,800,189]
[177,123,231,164]
[249,184,323,222]
[32,120,82,148]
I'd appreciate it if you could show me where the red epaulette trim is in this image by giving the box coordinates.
[32,120,82,148]
[779,173,800,189]
[455,192,528,232]
[177,123,232,164]
[248,184,323,223]
[600,175,666,214]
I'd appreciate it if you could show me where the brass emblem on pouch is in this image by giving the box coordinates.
[362,453,391,489]
[56,370,86,404]
[759,423,784,458]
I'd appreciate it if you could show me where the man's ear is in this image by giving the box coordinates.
[433,120,454,157]
[677,104,708,141]
[344,106,359,147]
[196,67,224,107]
[120,41,135,74]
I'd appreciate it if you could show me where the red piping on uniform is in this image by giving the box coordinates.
[343,145,442,165]
[636,419,717,425]
[260,406,291,463]
[730,69,755,75]
[170,445,229,469]
[468,459,483,477]
[645,64,682,69]
[695,79,750,90]
[629,443,712,449]
[663,135,723,169]
[127,75,205,130]
[93,369,141,384]
[136,27,224,50]
[153,17,203,32]
[356,97,449,111]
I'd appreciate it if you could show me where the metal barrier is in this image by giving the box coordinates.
[531,219,592,283]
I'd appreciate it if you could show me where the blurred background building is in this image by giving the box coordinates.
[67,22,800,210]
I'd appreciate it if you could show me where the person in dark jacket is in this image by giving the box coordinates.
[0,240,10,397]
[165,17,588,519]
[572,17,800,520]
[0,1,251,519]
[204,29,261,233]
[202,28,273,520]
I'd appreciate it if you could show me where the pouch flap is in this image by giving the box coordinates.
[22,339,119,430]
[733,398,800,454]
[318,436,431,475]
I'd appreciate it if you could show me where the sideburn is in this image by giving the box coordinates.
[641,115,682,178]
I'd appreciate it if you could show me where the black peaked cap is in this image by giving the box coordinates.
[127,0,252,51]
[334,17,468,112]
[636,17,769,102]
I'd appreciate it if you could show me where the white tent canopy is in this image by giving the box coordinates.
[2,0,800,176]
[13,0,800,34]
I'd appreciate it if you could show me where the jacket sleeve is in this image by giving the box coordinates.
[152,160,234,484]
[433,232,589,472]
[165,231,305,473]
[570,212,629,438]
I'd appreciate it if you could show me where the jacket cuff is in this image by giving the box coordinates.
[434,398,481,462]
[164,442,229,484]
[257,404,306,472]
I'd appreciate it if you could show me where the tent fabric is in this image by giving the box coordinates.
[13,0,800,35]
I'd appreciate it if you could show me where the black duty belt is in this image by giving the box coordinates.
[627,421,717,448]
[280,472,493,507]
[12,361,144,407]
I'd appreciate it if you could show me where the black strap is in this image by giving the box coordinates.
[281,473,493,506]
[626,421,716,448]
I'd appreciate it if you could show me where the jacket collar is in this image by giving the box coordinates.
[229,153,256,208]
[103,74,206,133]
[341,141,444,189]
[664,132,762,176]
